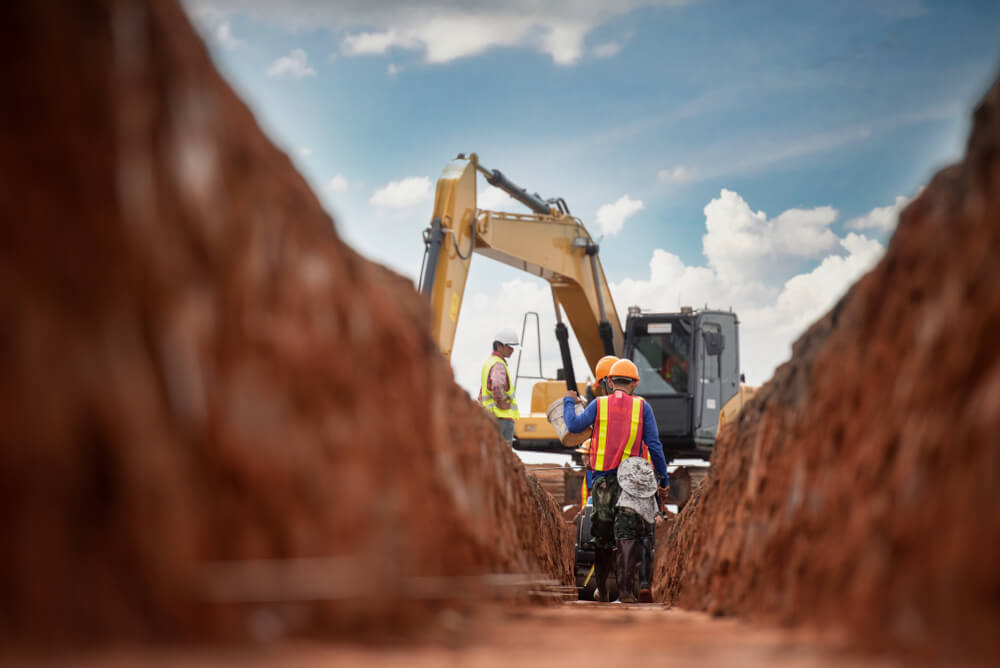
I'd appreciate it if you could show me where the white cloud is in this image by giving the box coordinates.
[193,1,695,66]
[702,189,839,285]
[215,21,242,48]
[342,30,410,55]
[760,232,884,334]
[297,146,312,157]
[387,63,401,77]
[328,174,349,193]
[478,184,518,211]
[845,194,914,232]
[657,166,694,184]
[593,41,623,58]
[442,188,904,458]
[607,191,897,384]
[370,176,433,209]
[595,194,643,237]
[541,22,589,65]
[266,49,317,78]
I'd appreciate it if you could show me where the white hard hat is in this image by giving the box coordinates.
[494,328,520,346]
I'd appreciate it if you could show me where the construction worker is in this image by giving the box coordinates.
[579,355,618,494]
[592,355,618,397]
[563,358,669,603]
[479,328,520,444]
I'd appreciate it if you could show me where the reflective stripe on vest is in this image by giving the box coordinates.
[480,355,519,420]
[590,391,645,472]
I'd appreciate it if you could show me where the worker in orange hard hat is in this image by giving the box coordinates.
[592,355,618,397]
[563,357,669,603]
[578,355,618,500]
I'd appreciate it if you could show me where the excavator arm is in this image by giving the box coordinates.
[419,154,624,386]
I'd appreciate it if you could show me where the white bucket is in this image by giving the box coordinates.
[546,397,592,447]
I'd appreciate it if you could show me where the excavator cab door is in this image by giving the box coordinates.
[692,312,741,447]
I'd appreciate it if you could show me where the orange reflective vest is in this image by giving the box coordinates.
[590,390,648,472]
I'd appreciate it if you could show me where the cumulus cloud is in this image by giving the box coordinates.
[760,232,884,334]
[702,189,839,285]
[609,192,898,383]
[595,194,643,237]
[342,30,409,55]
[215,21,242,48]
[266,49,316,78]
[540,21,589,65]
[328,174,349,193]
[477,184,520,211]
[370,176,433,208]
[845,193,914,232]
[452,190,904,403]
[191,1,694,66]
[657,166,693,184]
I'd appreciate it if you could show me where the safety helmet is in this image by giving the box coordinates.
[494,328,520,346]
[609,358,640,382]
[594,355,619,381]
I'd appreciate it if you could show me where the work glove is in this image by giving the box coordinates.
[658,486,670,514]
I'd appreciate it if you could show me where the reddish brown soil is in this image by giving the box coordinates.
[0,0,571,645]
[655,78,1000,665]
[10,602,903,668]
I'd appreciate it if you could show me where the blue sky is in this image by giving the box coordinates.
[187,0,999,408]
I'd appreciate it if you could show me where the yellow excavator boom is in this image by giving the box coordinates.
[420,153,623,378]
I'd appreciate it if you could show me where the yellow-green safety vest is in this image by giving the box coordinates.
[480,355,519,420]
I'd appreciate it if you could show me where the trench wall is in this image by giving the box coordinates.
[655,77,1000,664]
[0,0,572,644]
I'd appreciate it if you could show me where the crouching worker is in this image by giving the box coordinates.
[563,358,669,603]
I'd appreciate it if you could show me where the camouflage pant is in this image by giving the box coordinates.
[590,474,654,549]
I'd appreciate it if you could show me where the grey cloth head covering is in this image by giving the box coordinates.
[617,456,658,498]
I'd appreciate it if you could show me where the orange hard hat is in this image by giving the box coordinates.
[609,358,640,382]
[594,355,619,381]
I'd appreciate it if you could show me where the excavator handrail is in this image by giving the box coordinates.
[476,210,583,227]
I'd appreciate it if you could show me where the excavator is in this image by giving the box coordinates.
[418,153,756,597]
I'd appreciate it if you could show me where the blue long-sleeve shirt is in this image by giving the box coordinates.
[564,393,669,485]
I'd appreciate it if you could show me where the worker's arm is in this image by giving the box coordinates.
[563,395,597,433]
[641,401,669,485]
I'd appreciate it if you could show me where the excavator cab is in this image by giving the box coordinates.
[623,309,741,459]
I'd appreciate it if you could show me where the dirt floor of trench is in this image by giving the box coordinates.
[12,601,904,668]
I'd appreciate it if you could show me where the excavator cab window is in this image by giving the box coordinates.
[629,318,692,395]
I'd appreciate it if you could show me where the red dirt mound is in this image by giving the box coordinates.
[655,76,1000,664]
[0,0,572,645]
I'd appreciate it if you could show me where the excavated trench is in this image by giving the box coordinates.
[2,2,998,666]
